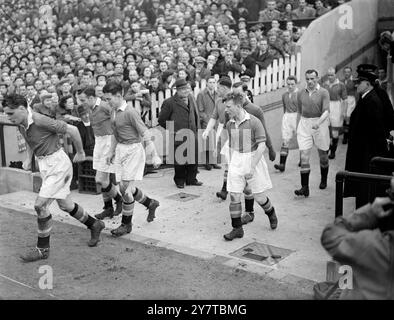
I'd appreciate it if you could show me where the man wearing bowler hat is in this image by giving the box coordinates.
[159,78,202,188]
[344,67,392,208]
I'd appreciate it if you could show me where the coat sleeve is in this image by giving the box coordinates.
[196,93,207,123]
[321,205,391,269]
[158,99,172,129]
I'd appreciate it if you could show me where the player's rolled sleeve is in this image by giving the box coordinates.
[35,113,68,134]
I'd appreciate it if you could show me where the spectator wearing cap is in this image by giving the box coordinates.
[344,67,393,208]
[191,56,211,82]
[238,44,256,78]
[251,38,274,70]
[160,69,176,90]
[258,1,282,22]
[293,0,316,18]
[158,78,202,188]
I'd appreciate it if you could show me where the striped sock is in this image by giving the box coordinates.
[68,203,95,228]
[133,188,152,208]
[243,187,254,213]
[258,197,274,216]
[101,184,113,209]
[37,214,52,249]
[222,170,228,191]
[230,201,242,228]
[121,201,134,225]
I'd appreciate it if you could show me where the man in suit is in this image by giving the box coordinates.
[159,79,202,188]
[196,76,221,171]
[251,38,274,71]
[238,44,256,78]
[344,69,391,208]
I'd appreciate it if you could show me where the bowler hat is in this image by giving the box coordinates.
[174,78,188,89]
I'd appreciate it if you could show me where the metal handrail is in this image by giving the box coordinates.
[335,171,392,218]
[370,156,394,174]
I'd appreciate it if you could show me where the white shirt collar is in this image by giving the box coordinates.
[306,83,320,94]
[362,89,373,99]
[117,100,127,112]
[230,111,250,128]
[93,97,101,109]
[288,87,299,94]
[24,107,34,130]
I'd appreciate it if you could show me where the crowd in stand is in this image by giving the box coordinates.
[0,0,349,129]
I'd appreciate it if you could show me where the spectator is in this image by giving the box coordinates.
[314,0,330,17]
[281,3,298,20]
[158,78,202,188]
[191,56,212,82]
[251,38,274,70]
[293,0,316,18]
[238,44,256,77]
[258,0,282,22]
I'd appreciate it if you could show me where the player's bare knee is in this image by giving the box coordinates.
[119,181,128,196]
[318,149,329,166]
[34,202,45,216]
[95,172,109,187]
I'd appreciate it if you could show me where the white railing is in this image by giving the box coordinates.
[130,52,301,127]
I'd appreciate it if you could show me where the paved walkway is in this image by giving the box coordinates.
[0,142,354,290]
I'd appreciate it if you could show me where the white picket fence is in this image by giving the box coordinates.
[130,52,301,127]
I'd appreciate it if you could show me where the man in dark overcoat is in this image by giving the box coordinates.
[158,79,202,188]
[344,69,392,208]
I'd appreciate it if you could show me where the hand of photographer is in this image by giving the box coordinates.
[370,197,393,219]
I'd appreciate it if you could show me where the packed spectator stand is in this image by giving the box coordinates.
[0,0,348,176]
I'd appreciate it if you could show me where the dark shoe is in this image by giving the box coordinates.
[94,207,114,220]
[88,220,105,247]
[328,151,335,159]
[224,227,244,241]
[212,164,222,169]
[294,186,309,197]
[298,161,301,167]
[176,183,185,189]
[241,212,254,225]
[216,190,228,200]
[266,208,278,230]
[111,223,132,237]
[186,180,203,186]
[20,247,49,262]
[147,199,159,222]
[274,164,285,172]
[205,164,212,171]
[319,181,327,189]
[114,198,122,216]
